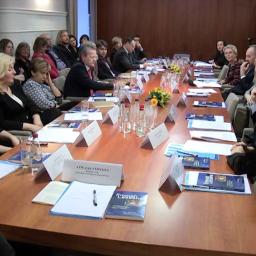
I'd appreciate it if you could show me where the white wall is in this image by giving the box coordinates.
[0,0,68,51]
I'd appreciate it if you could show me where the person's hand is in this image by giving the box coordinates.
[231,144,246,154]
[45,72,53,86]
[250,87,256,103]
[14,74,25,82]
[231,142,246,151]
[10,135,20,146]
[240,61,249,77]
[23,123,42,133]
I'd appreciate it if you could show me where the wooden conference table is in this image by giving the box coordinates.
[0,74,256,256]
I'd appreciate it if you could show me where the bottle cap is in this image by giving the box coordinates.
[32,133,38,139]
[140,104,144,110]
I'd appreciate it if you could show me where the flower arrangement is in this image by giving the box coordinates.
[149,88,171,108]
[170,64,181,74]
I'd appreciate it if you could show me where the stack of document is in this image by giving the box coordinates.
[190,130,237,142]
[188,119,232,131]
[37,127,80,143]
[50,181,116,219]
[188,88,217,94]
[183,140,232,156]
[183,171,251,195]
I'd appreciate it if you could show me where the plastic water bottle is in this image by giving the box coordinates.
[136,104,146,137]
[130,98,140,130]
[30,133,42,175]
[123,102,132,134]
[118,101,125,132]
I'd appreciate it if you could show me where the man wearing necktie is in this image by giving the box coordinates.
[63,42,114,98]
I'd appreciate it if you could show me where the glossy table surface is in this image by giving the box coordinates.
[0,74,256,256]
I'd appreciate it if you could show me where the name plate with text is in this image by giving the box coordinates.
[141,123,169,149]
[61,159,123,186]
[81,120,102,146]
[137,75,144,90]
[102,105,120,125]
[144,73,150,82]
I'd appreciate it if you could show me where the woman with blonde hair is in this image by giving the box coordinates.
[219,44,241,86]
[110,36,122,64]
[0,53,43,132]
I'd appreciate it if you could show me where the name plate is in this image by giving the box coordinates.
[165,104,178,123]
[137,75,144,90]
[81,120,102,146]
[144,73,150,82]
[141,123,169,149]
[62,159,123,186]
[102,105,120,125]
[159,155,184,191]
[177,92,187,107]
[43,145,73,180]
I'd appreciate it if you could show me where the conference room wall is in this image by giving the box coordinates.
[97,0,256,60]
[0,0,68,51]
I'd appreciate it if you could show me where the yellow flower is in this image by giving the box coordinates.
[151,98,158,107]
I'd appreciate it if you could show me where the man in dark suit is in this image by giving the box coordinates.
[53,30,77,68]
[113,37,147,73]
[64,42,114,98]
[133,35,146,63]
[223,45,256,100]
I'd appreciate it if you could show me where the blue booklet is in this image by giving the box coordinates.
[197,173,245,192]
[185,113,215,121]
[105,191,148,221]
[182,156,210,170]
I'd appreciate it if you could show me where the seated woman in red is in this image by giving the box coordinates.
[32,37,59,79]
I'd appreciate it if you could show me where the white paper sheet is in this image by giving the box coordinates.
[190,130,237,142]
[37,128,80,143]
[64,112,103,121]
[188,88,217,94]
[188,120,231,131]
[194,81,222,88]
[50,181,116,219]
[0,160,21,179]
[183,140,232,156]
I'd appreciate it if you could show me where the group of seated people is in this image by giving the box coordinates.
[0,31,147,154]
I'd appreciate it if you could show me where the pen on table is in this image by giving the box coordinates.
[93,189,97,206]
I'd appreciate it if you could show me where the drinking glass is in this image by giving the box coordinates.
[19,137,31,171]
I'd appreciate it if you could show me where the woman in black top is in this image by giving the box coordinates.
[96,40,118,80]
[69,35,79,61]
[0,53,43,132]
[210,40,228,69]
[14,42,31,83]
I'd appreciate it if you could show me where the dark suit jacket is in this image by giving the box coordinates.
[226,64,255,97]
[134,47,146,61]
[0,84,40,130]
[112,47,140,73]
[53,44,77,68]
[63,62,114,98]
[97,57,118,80]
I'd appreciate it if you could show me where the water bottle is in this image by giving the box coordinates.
[30,133,42,175]
[123,102,132,134]
[118,100,125,132]
[136,104,146,137]
[130,98,140,130]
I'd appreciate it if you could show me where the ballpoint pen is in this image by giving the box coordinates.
[177,150,198,157]
[93,189,98,206]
